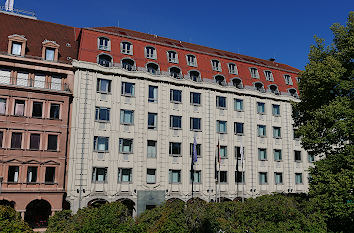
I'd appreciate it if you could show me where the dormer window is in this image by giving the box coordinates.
[228,63,238,75]
[269,85,280,95]
[215,75,225,86]
[147,63,159,75]
[121,41,133,55]
[8,34,27,56]
[254,82,265,92]
[98,54,112,67]
[167,51,178,63]
[42,40,60,62]
[249,67,260,79]
[145,46,157,59]
[169,67,182,79]
[264,70,274,81]
[189,70,201,82]
[284,74,293,85]
[186,54,197,67]
[211,60,222,71]
[98,37,111,51]
[232,78,243,89]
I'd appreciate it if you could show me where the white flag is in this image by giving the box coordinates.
[5,0,14,11]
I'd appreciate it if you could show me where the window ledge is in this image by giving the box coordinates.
[170,101,182,104]
[120,152,133,154]
[216,107,227,110]
[95,120,110,123]
[191,103,201,106]
[191,129,202,132]
[97,91,111,95]
[171,127,182,130]
[121,123,134,126]
[235,133,244,136]
[121,94,135,98]
[217,132,227,134]
[94,150,109,153]
[258,135,267,138]
[170,155,182,157]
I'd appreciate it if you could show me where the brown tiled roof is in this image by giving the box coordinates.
[90,26,300,73]
[0,12,78,63]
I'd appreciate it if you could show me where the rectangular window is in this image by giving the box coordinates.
[167,51,178,63]
[45,48,55,61]
[30,134,40,150]
[97,79,111,93]
[147,169,156,184]
[120,109,134,125]
[50,104,60,119]
[190,143,201,157]
[32,102,43,118]
[93,136,109,152]
[293,129,300,140]
[235,146,242,159]
[121,82,135,96]
[169,142,181,156]
[0,98,6,115]
[118,168,132,182]
[259,172,268,184]
[190,92,201,105]
[234,122,244,135]
[170,89,182,103]
[17,72,28,86]
[273,127,281,138]
[119,138,133,153]
[47,135,58,151]
[217,120,227,134]
[99,37,110,50]
[257,125,266,137]
[216,96,226,108]
[250,67,259,78]
[14,99,25,116]
[187,55,197,66]
[235,171,245,183]
[295,173,303,184]
[284,75,293,85]
[92,167,107,182]
[212,60,221,71]
[27,166,38,183]
[169,169,181,183]
[190,170,201,183]
[51,76,62,90]
[145,47,156,59]
[220,146,227,158]
[295,150,302,162]
[34,74,45,88]
[0,69,11,84]
[45,167,55,183]
[190,117,201,131]
[257,102,265,114]
[220,171,227,183]
[148,113,157,129]
[272,104,280,116]
[274,149,282,161]
[121,42,132,55]
[95,107,110,122]
[258,148,267,160]
[11,42,22,55]
[170,115,182,129]
[264,70,274,81]
[308,154,315,163]
[8,166,19,182]
[228,63,237,74]
[147,140,157,158]
[0,131,3,148]
[234,99,243,111]
[275,172,283,184]
[148,85,158,102]
[11,132,22,149]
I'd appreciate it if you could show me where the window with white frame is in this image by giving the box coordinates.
[169,169,181,183]
[97,79,111,93]
[216,96,226,108]
[120,109,134,125]
[170,89,182,103]
[122,58,135,71]
[190,92,201,105]
[294,150,302,162]
[273,127,281,138]
[121,82,135,96]
[11,42,22,55]
[148,113,157,129]
[145,46,156,59]
[295,173,303,184]
[186,54,197,66]
[45,48,55,61]
[51,76,62,90]
[34,74,45,88]
[16,72,28,86]
[148,85,158,102]
[234,99,243,111]
[217,120,227,134]
[264,70,274,81]
[190,117,201,131]
[275,172,283,184]
[190,170,201,183]
[284,74,293,85]
[118,168,132,182]
[98,37,110,51]
[259,172,268,184]
[169,142,181,156]
[147,169,156,184]
[147,140,157,158]
[235,171,245,183]
[119,138,133,153]
[250,67,259,78]
[234,122,244,135]
[0,98,6,115]
[121,41,133,55]
[220,146,227,158]
[257,125,266,137]
[272,104,280,116]
[295,77,301,83]
[0,69,11,84]
[170,115,182,129]
[258,148,267,160]
[92,167,107,182]
[257,102,265,114]
[190,143,201,157]
[167,51,178,63]
[8,166,19,182]
[274,149,282,161]
[93,136,109,152]
[211,60,221,71]
[228,63,238,74]
[95,107,110,122]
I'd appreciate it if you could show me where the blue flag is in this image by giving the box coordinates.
[193,136,198,164]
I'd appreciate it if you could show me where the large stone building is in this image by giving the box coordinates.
[0,12,78,227]
[66,27,312,216]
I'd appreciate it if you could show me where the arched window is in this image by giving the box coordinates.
[97,54,112,67]
[145,46,157,59]
[146,63,159,75]
[98,37,110,51]
[288,88,298,98]
[121,58,135,71]
[254,82,265,92]
[215,75,225,86]
[232,78,243,89]
[169,67,182,79]
[189,70,201,82]
[269,84,280,95]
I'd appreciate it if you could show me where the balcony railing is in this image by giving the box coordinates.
[0,76,70,92]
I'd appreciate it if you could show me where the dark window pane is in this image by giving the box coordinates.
[32,102,43,118]
[30,134,40,150]
[45,167,55,183]
[50,104,60,119]
[48,135,58,151]
[27,166,38,183]
[11,132,22,149]
[0,131,3,148]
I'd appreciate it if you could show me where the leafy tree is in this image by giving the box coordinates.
[293,12,354,232]
[0,205,32,233]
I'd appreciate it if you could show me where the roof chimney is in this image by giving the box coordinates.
[269,58,275,62]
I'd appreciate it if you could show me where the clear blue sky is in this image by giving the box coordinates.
[13,0,353,69]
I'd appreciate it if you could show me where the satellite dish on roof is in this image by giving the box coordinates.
[5,0,14,11]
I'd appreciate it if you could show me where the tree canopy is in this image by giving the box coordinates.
[0,205,32,233]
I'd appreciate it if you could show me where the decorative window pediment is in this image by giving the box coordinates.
[42,40,60,61]
[8,34,27,56]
